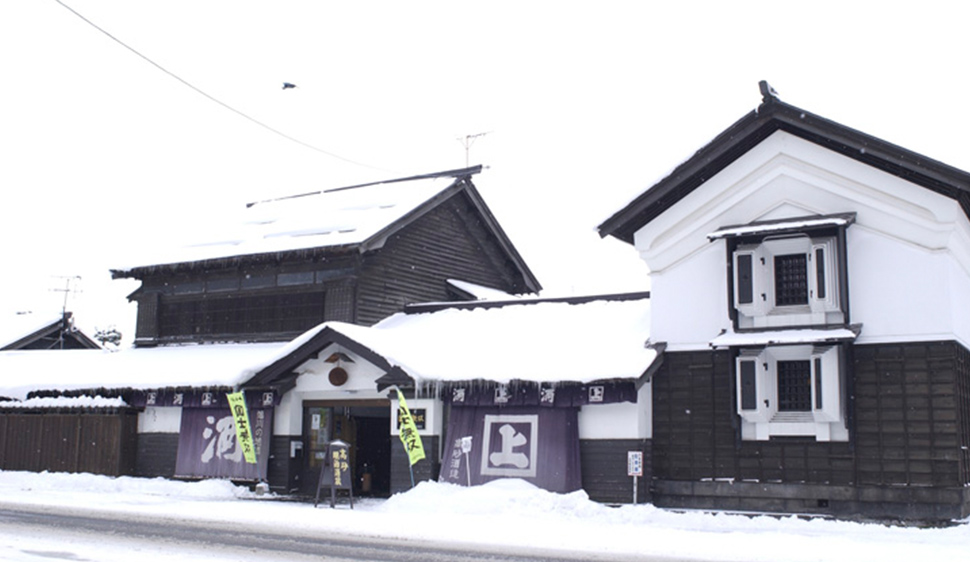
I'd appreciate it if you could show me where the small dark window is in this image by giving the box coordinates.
[774,253,808,306]
[777,360,812,412]
[737,254,754,305]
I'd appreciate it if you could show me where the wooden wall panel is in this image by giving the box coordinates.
[580,439,651,504]
[358,193,531,326]
[0,412,137,477]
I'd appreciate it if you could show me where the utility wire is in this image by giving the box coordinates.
[53,0,386,171]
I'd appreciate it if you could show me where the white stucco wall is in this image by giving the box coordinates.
[578,383,651,439]
[273,344,393,436]
[137,406,181,433]
[633,130,970,350]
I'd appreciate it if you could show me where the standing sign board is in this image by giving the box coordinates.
[627,451,643,477]
[314,440,353,509]
[627,451,643,504]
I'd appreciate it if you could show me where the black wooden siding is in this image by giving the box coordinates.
[267,434,301,493]
[357,192,530,326]
[389,436,440,495]
[134,432,180,478]
[0,410,138,476]
[853,342,969,488]
[651,342,970,519]
[580,439,651,504]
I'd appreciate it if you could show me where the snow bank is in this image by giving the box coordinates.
[0,471,965,562]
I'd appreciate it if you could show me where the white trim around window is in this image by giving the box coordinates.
[733,235,843,329]
[735,344,848,442]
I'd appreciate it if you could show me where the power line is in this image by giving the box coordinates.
[53,0,386,171]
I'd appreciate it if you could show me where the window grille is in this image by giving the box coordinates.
[777,359,812,412]
[774,253,808,306]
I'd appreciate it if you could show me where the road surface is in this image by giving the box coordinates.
[0,504,687,562]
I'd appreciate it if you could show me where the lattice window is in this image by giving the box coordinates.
[159,291,325,338]
[774,253,808,306]
[777,359,812,412]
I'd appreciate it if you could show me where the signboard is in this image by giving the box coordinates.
[397,408,427,430]
[329,441,352,490]
[627,451,643,477]
[315,440,354,509]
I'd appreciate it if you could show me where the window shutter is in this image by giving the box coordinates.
[814,247,826,300]
[814,357,823,410]
[735,251,755,305]
[811,346,841,423]
[739,359,757,411]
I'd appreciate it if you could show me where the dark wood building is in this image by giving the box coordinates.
[112,166,540,346]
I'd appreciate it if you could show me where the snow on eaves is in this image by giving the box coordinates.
[707,216,853,240]
[0,343,287,401]
[306,297,655,385]
[0,298,654,400]
[0,395,128,409]
[114,175,454,271]
[446,279,521,301]
[709,326,861,348]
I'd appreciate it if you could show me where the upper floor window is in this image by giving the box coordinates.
[709,213,854,330]
[158,290,326,341]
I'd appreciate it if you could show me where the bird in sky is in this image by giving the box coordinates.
[282,82,297,90]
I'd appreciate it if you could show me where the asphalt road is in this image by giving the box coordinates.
[0,505,687,562]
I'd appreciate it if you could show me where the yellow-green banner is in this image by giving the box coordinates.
[396,389,426,466]
[227,391,257,464]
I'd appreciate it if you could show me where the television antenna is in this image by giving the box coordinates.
[51,275,82,315]
[457,132,491,167]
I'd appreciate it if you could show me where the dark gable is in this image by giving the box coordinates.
[598,85,970,245]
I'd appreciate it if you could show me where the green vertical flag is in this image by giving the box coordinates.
[227,391,257,464]
[396,389,426,466]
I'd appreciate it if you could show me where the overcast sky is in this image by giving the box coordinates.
[3,1,969,340]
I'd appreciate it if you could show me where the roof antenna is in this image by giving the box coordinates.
[759,80,780,103]
[51,275,82,316]
[457,132,491,167]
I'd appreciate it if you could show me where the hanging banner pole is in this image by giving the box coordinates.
[395,388,426,487]
[227,391,257,464]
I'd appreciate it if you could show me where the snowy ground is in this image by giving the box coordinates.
[0,471,966,562]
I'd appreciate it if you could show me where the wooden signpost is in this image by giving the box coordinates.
[314,440,353,509]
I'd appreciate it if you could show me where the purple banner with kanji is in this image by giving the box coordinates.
[175,407,273,481]
[439,406,581,493]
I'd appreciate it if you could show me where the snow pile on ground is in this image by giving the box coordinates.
[0,471,967,562]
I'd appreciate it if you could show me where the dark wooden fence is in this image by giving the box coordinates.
[0,409,138,476]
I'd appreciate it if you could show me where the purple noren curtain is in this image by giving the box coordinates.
[175,407,273,481]
[439,406,581,493]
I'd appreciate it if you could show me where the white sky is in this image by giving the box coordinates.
[3,1,970,341]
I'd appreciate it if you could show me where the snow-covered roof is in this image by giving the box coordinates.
[260,296,655,386]
[446,279,520,301]
[0,312,63,349]
[709,325,861,348]
[0,296,654,400]
[115,172,465,271]
[707,213,856,240]
[0,343,286,401]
